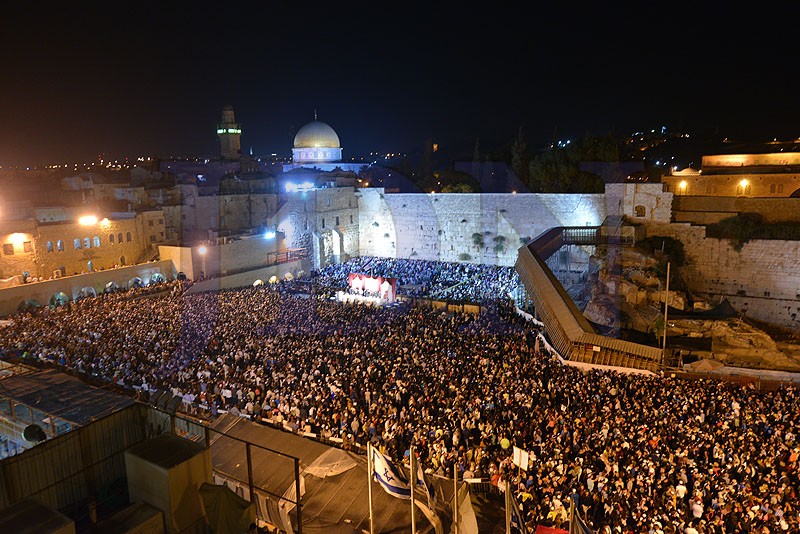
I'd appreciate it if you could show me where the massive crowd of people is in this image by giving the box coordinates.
[303,256,521,303]
[0,258,797,534]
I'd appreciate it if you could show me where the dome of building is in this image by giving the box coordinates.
[293,121,340,149]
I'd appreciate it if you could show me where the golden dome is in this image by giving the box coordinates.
[293,120,340,149]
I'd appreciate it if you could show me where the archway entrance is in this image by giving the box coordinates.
[17,299,40,313]
[128,277,144,289]
[78,287,97,299]
[104,281,120,293]
[49,292,69,307]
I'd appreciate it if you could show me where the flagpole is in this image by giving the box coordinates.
[568,497,575,533]
[367,443,375,534]
[410,446,417,534]
[504,475,511,534]
[453,463,459,534]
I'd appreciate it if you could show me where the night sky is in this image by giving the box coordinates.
[2,3,798,166]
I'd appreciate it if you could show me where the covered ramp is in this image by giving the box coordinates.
[209,415,468,534]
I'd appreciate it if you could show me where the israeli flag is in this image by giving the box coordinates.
[371,447,411,499]
[415,460,436,508]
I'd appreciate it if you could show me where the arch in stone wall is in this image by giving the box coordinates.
[49,292,69,307]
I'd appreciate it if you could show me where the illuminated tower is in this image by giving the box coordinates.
[217,105,242,160]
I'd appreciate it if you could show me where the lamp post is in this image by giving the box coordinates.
[198,245,207,279]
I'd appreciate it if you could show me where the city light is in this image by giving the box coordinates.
[285,182,315,192]
[78,215,98,226]
[264,231,276,239]
[198,245,207,255]
[8,233,28,246]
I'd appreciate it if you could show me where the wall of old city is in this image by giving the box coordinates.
[356,189,608,266]
[160,186,278,244]
[644,222,800,330]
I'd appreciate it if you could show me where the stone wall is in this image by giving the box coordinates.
[0,220,37,280]
[159,234,290,280]
[0,260,174,316]
[357,189,608,266]
[604,183,673,223]
[0,215,156,280]
[644,223,800,330]
[673,196,800,223]
[275,187,360,269]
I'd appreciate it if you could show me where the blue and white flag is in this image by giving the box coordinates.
[371,446,411,499]
[415,458,436,508]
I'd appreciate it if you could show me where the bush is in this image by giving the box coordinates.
[635,236,686,266]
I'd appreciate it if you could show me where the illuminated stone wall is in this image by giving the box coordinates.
[662,172,800,198]
[161,188,278,243]
[0,220,38,280]
[36,216,154,277]
[357,189,609,266]
[275,187,359,269]
[644,222,800,330]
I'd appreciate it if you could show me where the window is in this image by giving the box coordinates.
[93,236,101,247]
[778,184,784,193]
[770,184,776,194]
[150,235,156,242]
[350,215,353,224]
[745,185,751,195]
[84,237,91,249]
[335,216,340,226]
[634,205,646,217]
[148,220,154,227]
[46,241,54,253]
[74,238,82,250]
[2,244,13,255]
[322,218,325,228]
[159,219,164,225]
[126,232,132,242]
[23,241,32,253]
[109,234,115,244]
[118,233,123,243]
[57,240,64,251]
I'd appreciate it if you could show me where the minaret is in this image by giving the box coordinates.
[217,105,242,161]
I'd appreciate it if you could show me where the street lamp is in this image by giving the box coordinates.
[198,245,207,278]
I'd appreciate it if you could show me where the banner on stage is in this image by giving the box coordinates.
[348,273,397,302]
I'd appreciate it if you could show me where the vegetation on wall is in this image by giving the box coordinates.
[706,213,800,252]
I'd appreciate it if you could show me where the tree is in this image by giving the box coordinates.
[471,137,482,184]
[511,127,529,185]
[526,133,615,193]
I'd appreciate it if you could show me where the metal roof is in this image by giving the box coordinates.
[0,369,135,425]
